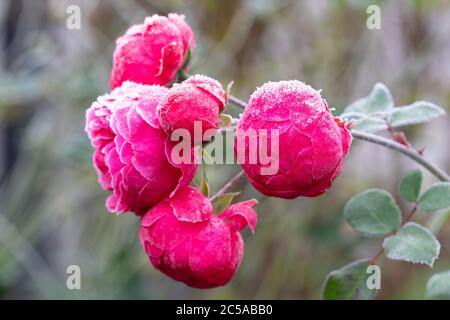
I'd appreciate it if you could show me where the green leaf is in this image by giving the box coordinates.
[224,81,234,104]
[219,113,233,128]
[201,149,213,164]
[344,189,402,236]
[212,192,241,214]
[426,270,450,299]
[322,260,377,300]
[388,101,445,128]
[383,222,440,267]
[344,82,393,114]
[350,117,388,133]
[340,111,363,122]
[200,173,210,197]
[419,182,450,212]
[399,170,422,202]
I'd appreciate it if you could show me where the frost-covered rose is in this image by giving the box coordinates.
[110,14,194,89]
[157,75,226,145]
[235,80,352,199]
[85,81,197,214]
[139,186,257,288]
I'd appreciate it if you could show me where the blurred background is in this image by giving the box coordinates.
[1,0,450,299]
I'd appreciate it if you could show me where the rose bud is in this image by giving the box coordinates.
[157,75,226,145]
[235,80,352,199]
[110,13,194,89]
[139,186,257,288]
[85,81,198,214]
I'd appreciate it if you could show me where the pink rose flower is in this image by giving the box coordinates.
[157,75,226,145]
[85,81,198,214]
[139,186,257,288]
[235,80,352,199]
[110,13,194,89]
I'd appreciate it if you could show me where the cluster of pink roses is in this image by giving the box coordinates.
[85,13,352,288]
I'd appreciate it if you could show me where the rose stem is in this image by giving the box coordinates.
[210,170,245,201]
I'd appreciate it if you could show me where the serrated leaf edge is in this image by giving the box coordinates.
[418,182,450,211]
[388,101,446,128]
[383,222,441,267]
